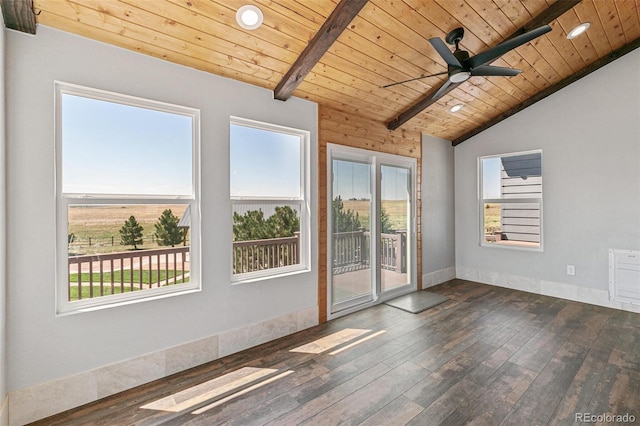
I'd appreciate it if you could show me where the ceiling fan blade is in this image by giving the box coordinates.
[382,71,449,88]
[471,65,521,77]
[428,37,463,68]
[467,25,551,69]
[431,79,453,101]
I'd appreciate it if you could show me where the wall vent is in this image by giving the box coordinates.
[609,249,640,305]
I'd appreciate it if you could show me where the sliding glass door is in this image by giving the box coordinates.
[380,164,412,293]
[328,145,416,317]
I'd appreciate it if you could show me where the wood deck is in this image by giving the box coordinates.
[33,280,640,425]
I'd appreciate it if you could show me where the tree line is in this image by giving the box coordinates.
[120,209,184,250]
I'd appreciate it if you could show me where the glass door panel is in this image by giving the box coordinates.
[380,165,412,293]
[331,158,373,311]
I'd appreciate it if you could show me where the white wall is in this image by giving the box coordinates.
[422,134,455,286]
[0,8,8,425]
[6,26,318,393]
[455,48,640,306]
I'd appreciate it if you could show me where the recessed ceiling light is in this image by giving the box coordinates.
[450,104,463,113]
[236,5,263,30]
[567,22,590,39]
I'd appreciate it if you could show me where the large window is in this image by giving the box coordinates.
[230,117,309,281]
[479,150,542,250]
[56,82,200,313]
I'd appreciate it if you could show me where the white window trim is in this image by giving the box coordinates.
[230,116,310,283]
[478,149,543,252]
[55,82,201,314]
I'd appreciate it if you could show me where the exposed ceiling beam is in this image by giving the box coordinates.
[452,37,640,146]
[387,82,461,131]
[386,0,582,131]
[274,0,368,101]
[1,0,36,34]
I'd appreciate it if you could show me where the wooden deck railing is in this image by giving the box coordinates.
[68,246,189,301]
[333,230,369,269]
[233,233,300,274]
[332,229,406,274]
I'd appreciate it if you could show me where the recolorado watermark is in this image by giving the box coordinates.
[575,412,636,423]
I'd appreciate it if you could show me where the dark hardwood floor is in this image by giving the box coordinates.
[33,280,640,425]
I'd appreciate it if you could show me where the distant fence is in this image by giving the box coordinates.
[68,246,189,301]
[332,229,406,274]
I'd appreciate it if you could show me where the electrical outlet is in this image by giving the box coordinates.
[567,265,576,276]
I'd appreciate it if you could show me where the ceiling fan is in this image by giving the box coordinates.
[384,24,552,105]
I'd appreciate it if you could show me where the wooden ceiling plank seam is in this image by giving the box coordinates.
[183,0,320,48]
[464,0,519,40]
[528,33,578,77]
[76,0,295,74]
[326,21,444,94]
[294,80,437,124]
[303,66,425,113]
[35,11,278,89]
[555,8,601,65]
[260,0,330,27]
[120,0,301,65]
[453,36,640,145]
[344,15,449,91]
[614,0,640,44]
[592,0,627,51]
[1,0,36,33]
[273,0,369,100]
[539,19,585,73]
[164,0,313,56]
[515,43,563,84]
[572,0,614,58]
[356,0,462,83]
[491,0,533,23]
[43,0,284,83]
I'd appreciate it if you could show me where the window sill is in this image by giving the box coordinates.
[231,265,310,285]
[56,284,201,316]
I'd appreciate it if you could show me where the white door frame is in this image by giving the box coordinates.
[327,144,417,320]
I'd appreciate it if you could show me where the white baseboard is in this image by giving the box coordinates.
[422,266,456,289]
[456,266,640,313]
[8,306,318,426]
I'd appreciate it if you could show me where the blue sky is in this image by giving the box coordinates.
[230,124,301,198]
[482,157,502,199]
[62,94,193,196]
[332,160,410,201]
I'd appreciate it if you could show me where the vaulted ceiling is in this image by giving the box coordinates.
[4,0,640,143]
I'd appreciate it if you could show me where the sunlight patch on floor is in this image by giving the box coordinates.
[289,328,372,354]
[191,370,294,415]
[328,330,386,355]
[140,367,278,412]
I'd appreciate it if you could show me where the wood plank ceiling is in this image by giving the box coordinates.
[22,0,640,142]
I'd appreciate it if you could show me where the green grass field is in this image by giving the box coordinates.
[68,269,189,300]
[69,269,186,285]
[341,199,408,231]
[68,204,189,255]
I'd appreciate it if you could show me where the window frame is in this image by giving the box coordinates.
[230,116,310,283]
[478,149,543,251]
[55,82,201,314]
